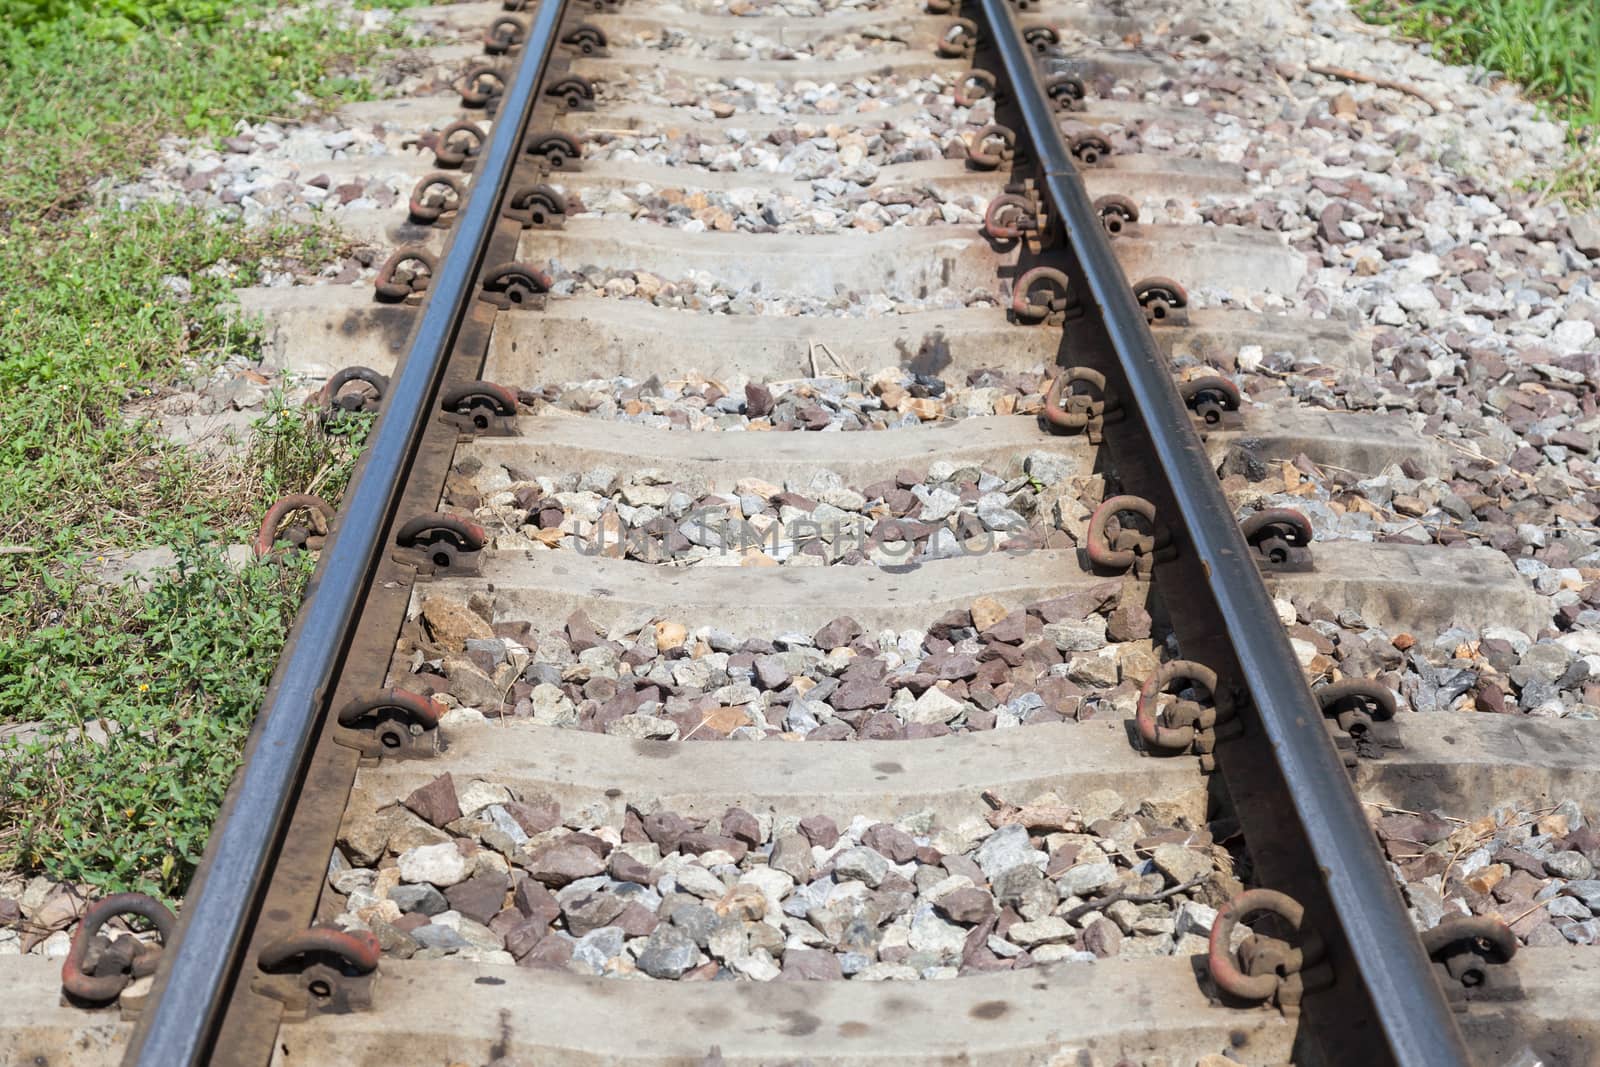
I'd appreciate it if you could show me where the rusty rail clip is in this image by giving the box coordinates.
[954,69,997,107]
[373,247,436,305]
[1209,889,1332,1014]
[1021,25,1058,54]
[1042,366,1119,442]
[983,191,1042,242]
[483,14,527,54]
[1180,375,1242,430]
[1135,660,1239,772]
[334,688,446,758]
[1240,507,1314,573]
[1044,72,1086,111]
[524,130,583,171]
[967,123,1015,171]
[459,62,507,111]
[1011,265,1076,326]
[1086,495,1171,579]
[1133,276,1189,326]
[937,18,978,58]
[253,928,380,1020]
[1422,916,1520,1006]
[393,511,486,576]
[479,262,552,310]
[316,366,388,423]
[62,894,176,1008]
[1092,193,1138,236]
[504,184,567,229]
[560,22,608,56]
[253,494,335,558]
[546,73,597,111]
[426,120,486,170]
[441,380,520,436]
[1315,679,1402,765]
[1069,131,1111,165]
[408,173,466,226]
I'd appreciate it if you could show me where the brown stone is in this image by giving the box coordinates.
[971,595,1009,632]
[519,934,574,969]
[445,871,510,926]
[861,823,918,863]
[721,807,762,847]
[799,815,840,848]
[1081,916,1122,958]
[502,794,561,836]
[814,616,863,649]
[614,901,660,937]
[1106,599,1152,642]
[504,917,548,959]
[780,949,843,980]
[526,844,605,886]
[403,773,461,829]
[420,597,493,649]
[608,850,655,885]
[514,877,561,927]
[936,887,996,925]
[678,832,748,862]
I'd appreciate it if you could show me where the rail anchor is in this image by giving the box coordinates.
[1209,889,1332,1015]
[252,928,379,1020]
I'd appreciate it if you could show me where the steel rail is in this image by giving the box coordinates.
[971,1,1474,1064]
[123,3,570,1062]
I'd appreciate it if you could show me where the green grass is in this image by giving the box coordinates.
[0,0,399,896]
[1358,0,1600,203]
[0,207,373,897]
[0,1,420,221]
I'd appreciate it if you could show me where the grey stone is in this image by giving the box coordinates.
[389,883,447,916]
[1006,917,1074,947]
[973,824,1046,881]
[769,834,816,882]
[1546,851,1595,880]
[1151,844,1213,887]
[992,865,1056,921]
[572,926,626,973]
[411,924,469,953]
[1043,616,1107,653]
[635,924,700,979]
[1055,862,1119,898]
[562,890,630,936]
[781,948,843,980]
[1546,895,1592,921]
[1561,880,1600,912]
[907,909,969,962]
[832,846,891,888]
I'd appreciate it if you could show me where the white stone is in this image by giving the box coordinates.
[906,686,965,724]
[397,842,469,888]
[457,780,513,817]
[908,910,969,961]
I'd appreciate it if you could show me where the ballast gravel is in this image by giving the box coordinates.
[330,779,1236,978]
[398,596,1158,741]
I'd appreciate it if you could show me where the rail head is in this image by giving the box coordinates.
[122,2,573,1064]
[968,1,1474,1064]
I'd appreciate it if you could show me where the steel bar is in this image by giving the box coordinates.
[971,1,1474,1064]
[123,3,570,1063]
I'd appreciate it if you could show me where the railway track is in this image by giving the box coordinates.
[6,0,1600,1064]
